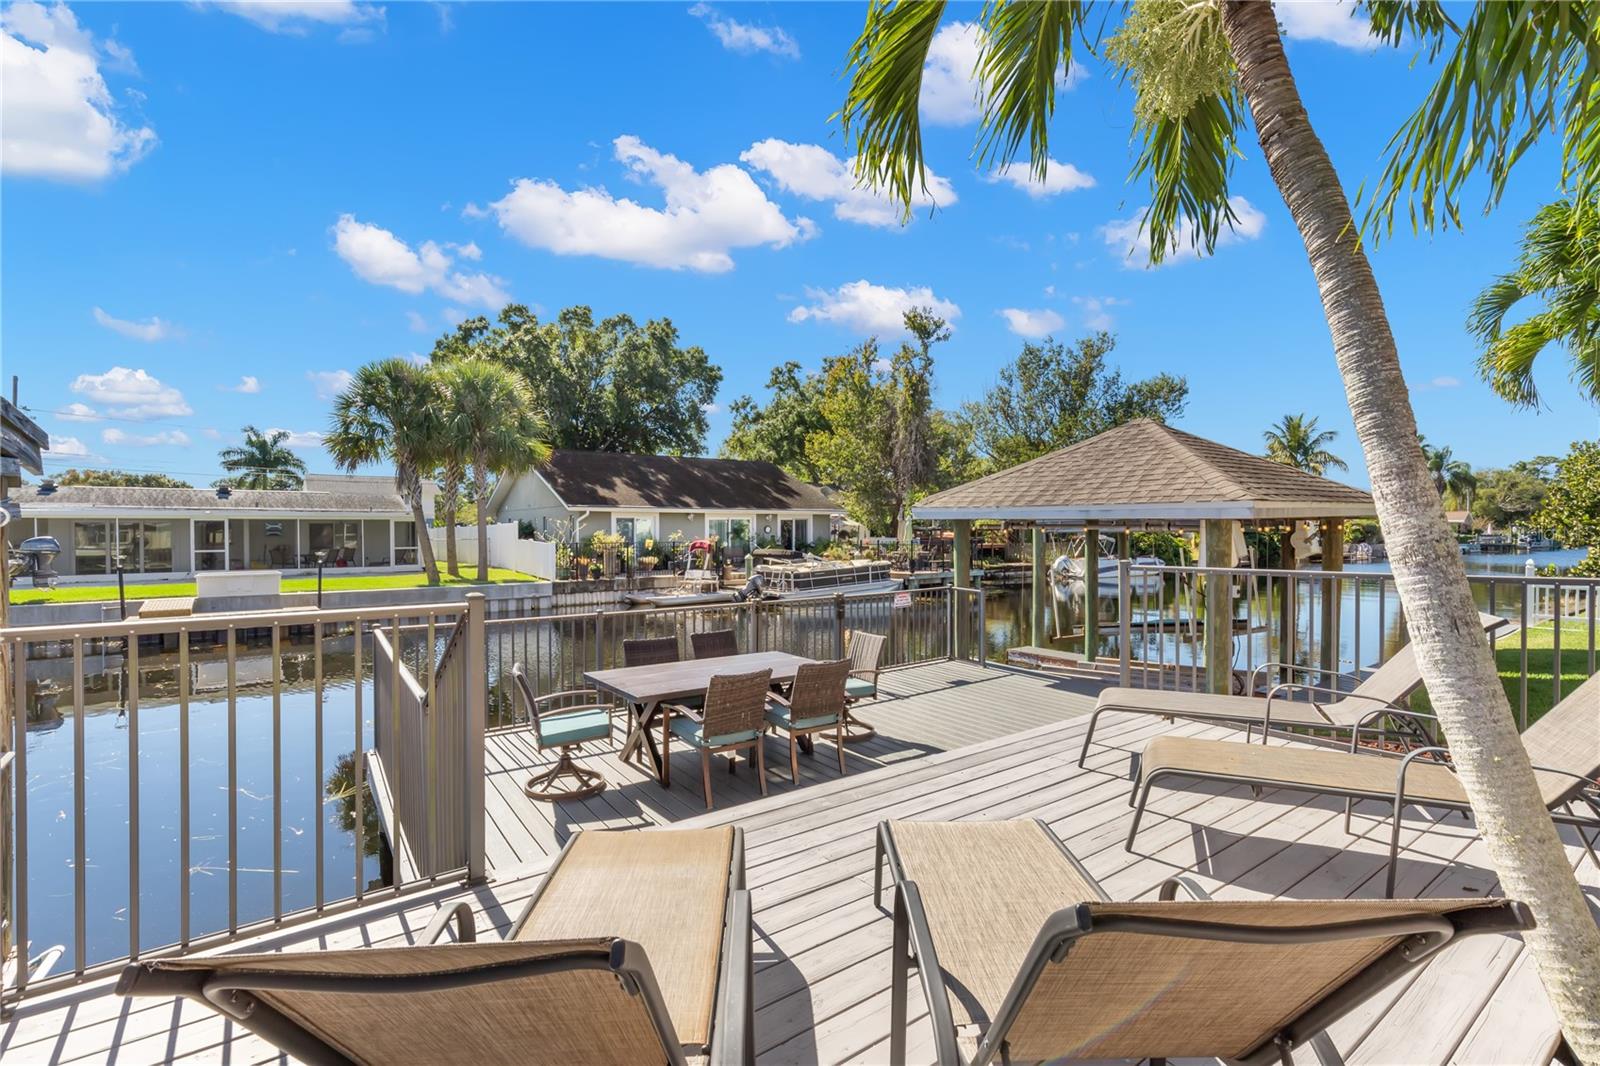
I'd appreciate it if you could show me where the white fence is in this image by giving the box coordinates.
[428,523,555,579]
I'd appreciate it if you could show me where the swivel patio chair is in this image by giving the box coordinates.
[764,658,852,782]
[662,668,770,810]
[119,826,754,1066]
[510,663,611,802]
[842,629,886,742]
[874,817,1531,1066]
[691,628,740,659]
[623,635,681,667]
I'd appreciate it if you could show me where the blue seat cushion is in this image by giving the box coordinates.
[670,716,758,749]
[539,708,612,748]
[765,703,841,732]
[845,677,877,700]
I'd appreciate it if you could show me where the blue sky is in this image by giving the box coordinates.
[2,0,1595,489]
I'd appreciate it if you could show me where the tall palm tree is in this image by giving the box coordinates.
[1466,198,1600,408]
[324,359,443,585]
[217,425,308,490]
[434,360,550,582]
[839,3,1600,1048]
[1262,413,1346,476]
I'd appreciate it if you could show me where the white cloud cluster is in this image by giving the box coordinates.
[58,401,97,422]
[307,369,354,400]
[688,3,798,59]
[93,306,180,342]
[1276,1,1379,49]
[202,1,385,38]
[332,215,510,307]
[48,435,90,457]
[266,427,324,448]
[103,427,190,447]
[998,307,1065,338]
[222,375,261,393]
[788,280,961,334]
[740,139,956,227]
[1,1,156,181]
[921,21,1086,126]
[70,366,192,418]
[1101,197,1267,269]
[1072,295,1128,330]
[987,158,1095,199]
[490,135,813,272]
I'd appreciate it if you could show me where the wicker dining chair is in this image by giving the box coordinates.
[765,658,852,782]
[842,630,887,741]
[510,664,611,802]
[623,636,680,667]
[690,628,740,659]
[661,668,771,810]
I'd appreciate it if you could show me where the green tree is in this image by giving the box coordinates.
[1472,463,1551,530]
[1262,413,1346,477]
[888,308,950,540]
[1420,438,1477,505]
[325,358,444,585]
[840,1,1600,1040]
[1531,440,1600,577]
[434,359,551,581]
[55,468,191,488]
[1466,198,1600,408]
[807,341,898,534]
[961,332,1187,468]
[721,361,831,482]
[215,425,308,490]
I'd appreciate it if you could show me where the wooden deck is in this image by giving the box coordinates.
[4,660,1593,1065]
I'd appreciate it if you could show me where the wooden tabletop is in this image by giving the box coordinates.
[585,651,815,704]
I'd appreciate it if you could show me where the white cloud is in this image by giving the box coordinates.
[92,306,180,342]
[332,215,510,307]
[450,240,482,261]
[1413,375,1463,392]
[202,426,223,441]
[201,1,385,35]
[102,427,190,447]
[688,3,798,59]
[307,369,353,399]
[1,1,156,181]
[1101,196,1267,269]
[48,434,89,456]
[58,401,98,422]
[987,159,1095,198]
[70,367,192,418]
[1276,1,1380,49]
[788,280,961,334]
[265,427,324,448]
[740,139,956,227]
[490,135,812,272]
[405,310,431,333]
[999,307,1066,338]
[1071,295,1127,331]
[221,375,261,393]
[921,21,1086,126]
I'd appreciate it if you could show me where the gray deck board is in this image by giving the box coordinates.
[2,660,1588,1065]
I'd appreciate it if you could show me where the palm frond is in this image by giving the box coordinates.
[1478,314,1559,409]
[973,1,1091,179]
[1130,89,1245,264]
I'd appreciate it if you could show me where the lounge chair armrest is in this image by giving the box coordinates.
[422,901,477,944]
[1393,746,1455,792]
[1346,704,1442,752]
[1250,660,1363,692]
[894,880,961,1066]
[1157,875,1213,901]
[1529,764,1600,792]
[711,888,755,1066]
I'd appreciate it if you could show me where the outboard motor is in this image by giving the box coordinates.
[16,535,62,588]
[732,572,766,602]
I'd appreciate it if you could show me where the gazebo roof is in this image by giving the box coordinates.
[914,419,1375,524]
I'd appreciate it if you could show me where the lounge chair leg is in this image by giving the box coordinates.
[1385,795,1404,898]
[789,734,801,784]
[1309,1029,1345,1066]
[1126,780,1153,850]
[1563,802,1600,871]
[874,827,885,907]
[755,743,768,797]
[891,888,909,1066]
[701,750,714,811]
[1077,707,1103,768]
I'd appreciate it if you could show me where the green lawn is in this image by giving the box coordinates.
[1414,619,1592,725]
[9,567,543,605]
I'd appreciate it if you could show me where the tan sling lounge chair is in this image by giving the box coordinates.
[1128,670,1600,896]
[874,818,1530,1066]
[1080,611,1509,766]
[118,826,754,1066]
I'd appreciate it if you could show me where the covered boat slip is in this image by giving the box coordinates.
[4,659,1585,1065]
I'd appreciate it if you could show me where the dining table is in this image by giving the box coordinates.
[584,651,816,785]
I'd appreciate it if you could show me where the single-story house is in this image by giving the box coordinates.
[3,481,423,581]
[485,450,837,564]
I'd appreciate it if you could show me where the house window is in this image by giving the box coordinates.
[708,517,751,567]
[195,520,227,571]
[118,520,174,573]
[307,521,361,565]
[73,520,112,575]
[779,518,809,552]
[615,515,655,556]
[393,520,418,566]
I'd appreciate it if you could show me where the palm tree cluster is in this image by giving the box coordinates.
[1421,437,1477,507]
[324,358,549,585]
[215,425,308,490]
[1262,413,1346,477]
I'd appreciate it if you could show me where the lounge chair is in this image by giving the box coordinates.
[841,629,886,741]
[118,826,754,1066]
[691,628,740,659]
[1128,670,1600,896]
[874,817,1531,1066]
[764,658,852,782]
[510,664,610,801]
[1079,611,1509,766]
[624,635,681,667]
[662,668,770,810]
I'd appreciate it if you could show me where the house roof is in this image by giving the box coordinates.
[494,449,835,514]
[914,419,1375,523]
[7,484,411,516]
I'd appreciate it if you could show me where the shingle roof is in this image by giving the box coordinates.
[7,484,411,515]
[915,420,1374,522]
[533,450,835,512]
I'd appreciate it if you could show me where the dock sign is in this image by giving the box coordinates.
[892,590,912,610]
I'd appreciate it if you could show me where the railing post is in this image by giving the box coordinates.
[1118,559,1132,686]
[833,593,845,660]
[977,585,987,668]
[594,608,605,672]
[946,586,956,662]
[465,593,488,883]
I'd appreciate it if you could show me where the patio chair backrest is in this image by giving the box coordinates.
[1520,669,1600,806]
[510,664,609,743]
[623,636,679,668]
[701,668,772,739]
[116,938,678,1066]
[691,628,739,659]
[1329,612,1507,725]
[785,659,852,724]
[1004,896,1523,1063]
[847,630,885,673]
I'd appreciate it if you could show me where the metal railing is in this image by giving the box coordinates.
[1,595,487,1008]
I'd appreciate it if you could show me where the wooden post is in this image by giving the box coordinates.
[1201,519,1234,694]
[464,593,487,883]
[1083,523,1100,660]
[951,520,972,660]
[1278,527,1298,681]
[1030,527,1047,648]
[1319,519,1345,685]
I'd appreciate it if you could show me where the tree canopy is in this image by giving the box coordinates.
[1472,461,1553,529]
[721,361,831,482]
[1532,440,1600,576]
[1262,413,1346,477]
[54,468,192,488]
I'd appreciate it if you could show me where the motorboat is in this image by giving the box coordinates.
[755,557,900,599]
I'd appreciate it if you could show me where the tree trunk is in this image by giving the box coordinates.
[440,466,463,577]
[1221,4,1600,1057]
[474,463,490,583]
[406,479,440,586]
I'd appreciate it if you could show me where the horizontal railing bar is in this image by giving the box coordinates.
[1,602,472,642]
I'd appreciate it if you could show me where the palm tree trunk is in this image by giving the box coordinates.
[474,463,490,583]
[410,492,440,586]
[1221,3,1600,1056]
[440,468,462,577]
